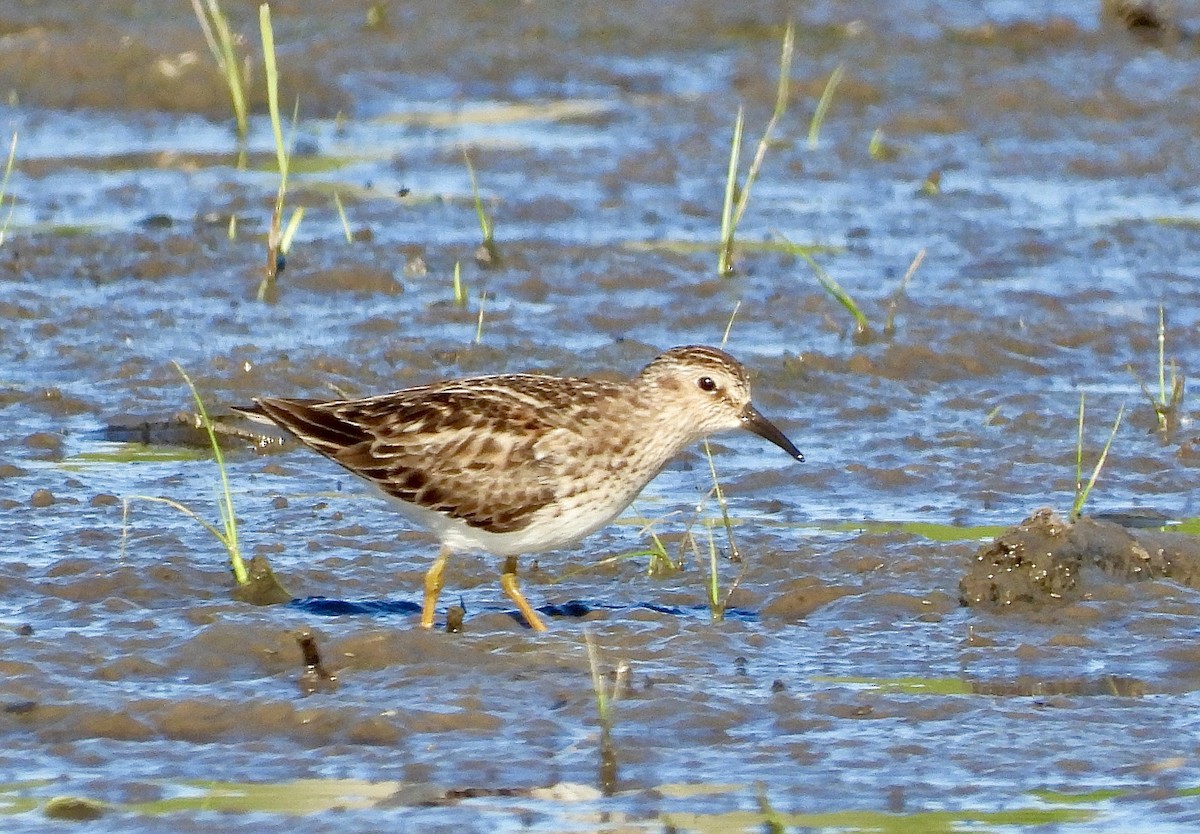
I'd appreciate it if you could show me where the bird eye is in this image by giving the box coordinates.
[697,376,717,392]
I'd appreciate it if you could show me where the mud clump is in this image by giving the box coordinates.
[1102,0,1188,43]
[231,554,293,606]
[296,629,339,696]
[961,508,1200,609]
[43,796,107,822]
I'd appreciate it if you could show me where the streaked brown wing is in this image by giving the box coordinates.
[253,385,575,534]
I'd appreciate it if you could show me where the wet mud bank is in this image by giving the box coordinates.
[963,508,1200,608]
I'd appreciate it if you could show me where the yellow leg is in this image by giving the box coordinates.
[500,556,548,632]
[421,546,451,629]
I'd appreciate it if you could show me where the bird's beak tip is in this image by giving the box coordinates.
[740,403,803,462]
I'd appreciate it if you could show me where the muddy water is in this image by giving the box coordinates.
[4,0,1200,830]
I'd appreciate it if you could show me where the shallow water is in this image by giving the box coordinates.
[4,0,1200,830]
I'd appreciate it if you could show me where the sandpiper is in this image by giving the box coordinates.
[239,345,802,631]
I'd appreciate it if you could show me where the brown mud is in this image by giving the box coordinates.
[3,0,1200,831]
[963,508,1200,608]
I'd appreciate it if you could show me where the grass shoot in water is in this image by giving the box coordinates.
[452,261,466,307]
[0,132,17,247]
[473,289,486,344]
[634,506,680,575]
[717,21,794,277]
[883,248,925,335]
[190,0,250,143]
[333,192,353,243]
[1071,392,1125,521]
[698,440,747,622]
[123,362,248,585]
[583,629,621,795]
[776,234,868,338]
[807,63,845,150]
[1129,305,1184,433]
[464,149,499,266]
[868,127,900,161]
[720,300,741,349]
[257,2,305,300]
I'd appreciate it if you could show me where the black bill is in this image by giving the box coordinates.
[739,403,804,462]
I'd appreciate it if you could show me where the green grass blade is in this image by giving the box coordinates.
[463,149,493,244]
[867,127,893,160]
[209,0,248,138]
[720,300,741,349]
[1158,304,1169,409]
[731,21,793,232]
[127,494,230,550]
[703,440,739,560]
[700,439,741,622]
[333,192,353,243]
[706,523,721,619]
[279,206,304,254]
[717,107,744,277]
[584,629,610,725]
[1074,391,1085,507]
[257,3,303,297]
[808,64,845,150]
[0,132,17,247]
[260,4,286,182]
[190,0,248,139]
[719,21,794,279]
[1071,402,1125,521]
[191,0,222,63]
[172,362,248,584]
[452,261,466,307]
[627,503,680,575]
[0,133,16,208]
[794,246,869,333]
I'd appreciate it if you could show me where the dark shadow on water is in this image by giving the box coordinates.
[290,596,422,616]
[290,596,759,622]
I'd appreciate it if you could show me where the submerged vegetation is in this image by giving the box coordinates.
[584,630,623,795]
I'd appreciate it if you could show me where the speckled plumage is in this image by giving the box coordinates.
[241,345,803,630]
